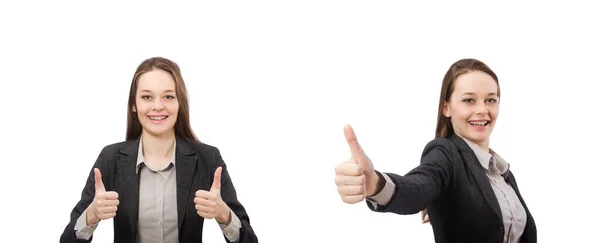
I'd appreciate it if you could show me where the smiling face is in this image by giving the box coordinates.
[443,71,499,150]
[132,69,179,138]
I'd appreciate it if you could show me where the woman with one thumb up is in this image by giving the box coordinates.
[335,59,537,243]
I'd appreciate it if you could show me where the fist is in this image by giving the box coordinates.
[335,161,368,204]
[87,168,119,225]
[334,125,379,204]
[194,167,231,224]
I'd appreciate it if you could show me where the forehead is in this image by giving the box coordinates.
[137,69,176,92]
[453,71,498,95]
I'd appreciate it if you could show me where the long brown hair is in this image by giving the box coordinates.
[421,58,500,223]
[126,57,199,142]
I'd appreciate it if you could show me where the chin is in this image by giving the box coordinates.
[143,127,175,137]
[468,134,489,143]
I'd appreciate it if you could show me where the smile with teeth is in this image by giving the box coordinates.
[468,120,489,126]
[148,116,167,121]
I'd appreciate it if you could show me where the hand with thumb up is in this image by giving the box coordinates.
[195,167,232,225]
[86,168,120,225]
[335,124,382,204]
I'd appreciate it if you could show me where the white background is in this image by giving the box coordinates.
[1,1,599,242]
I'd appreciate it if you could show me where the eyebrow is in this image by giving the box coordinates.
[461,92,498,96]
[139,89,176,93]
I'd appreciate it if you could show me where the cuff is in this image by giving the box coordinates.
[74,208,98,240]
[366,172,395,209]
[219,209,241,242]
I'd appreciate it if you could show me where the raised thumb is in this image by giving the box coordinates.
[211,167,222,191]
[94,168,106,192]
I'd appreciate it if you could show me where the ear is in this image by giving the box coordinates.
[442,101,450,118]
[132,106,137,112]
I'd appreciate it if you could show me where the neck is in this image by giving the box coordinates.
[141,131,175,158]
[456,134,489,152]
[478,142,489,152]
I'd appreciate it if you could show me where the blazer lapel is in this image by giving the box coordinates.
[505,172,536,238]
[175,136,201,228]
[116,138,141,239]
[449,134,502,220]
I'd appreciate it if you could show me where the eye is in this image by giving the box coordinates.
[141,95,152,100]
[165,95,176,100]
[486,98,498,103]
[462,98,474,103]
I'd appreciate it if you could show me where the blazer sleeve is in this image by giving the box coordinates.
[212,148,258,243]
[60,147,112,243]
[368,139,455,215]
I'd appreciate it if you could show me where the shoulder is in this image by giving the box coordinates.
[93,140,129,158]
[419,137,465,169]
[187,139,220,153]
[100,141,128,153]
[179,138,222,157]
[179,139,229,169]
[90,140,134,170]
[96,139,140,159]
[422,137,458,156]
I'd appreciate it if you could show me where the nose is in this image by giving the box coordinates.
[475,100,488,115]
[152,99,165,111]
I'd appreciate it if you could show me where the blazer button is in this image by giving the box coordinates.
[500,226,504,230]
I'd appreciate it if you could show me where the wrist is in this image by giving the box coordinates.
[86,205,99,226]
[216,207,232,225]
[367,170,385,197]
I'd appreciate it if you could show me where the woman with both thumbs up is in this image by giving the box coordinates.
[334,59,536,243]
[60,57,258,243]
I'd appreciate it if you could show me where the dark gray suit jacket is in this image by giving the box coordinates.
[369,133,536,243]
[60,136,258,243]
